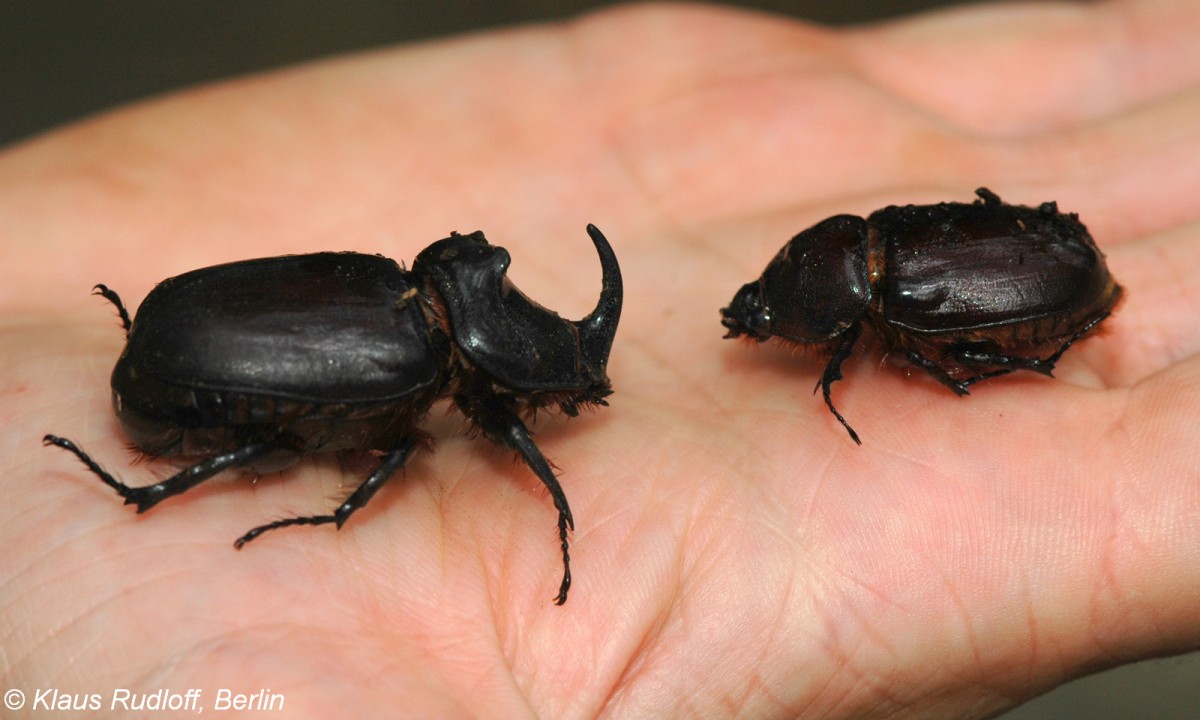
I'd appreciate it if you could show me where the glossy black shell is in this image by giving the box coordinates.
[721,188,1123,443]
[113,252,442,456]
[872,194,1115,335]
[749,215,871,343]
[46,226,622,604]
[414,231,618,393]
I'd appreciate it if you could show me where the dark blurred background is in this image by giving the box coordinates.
[3,2,1198,718]
[0,0,979,147]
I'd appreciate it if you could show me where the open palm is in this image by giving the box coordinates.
[4,2,1200,718]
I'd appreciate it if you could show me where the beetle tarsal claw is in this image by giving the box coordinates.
[43,433,135,499]
[91,284,132,334]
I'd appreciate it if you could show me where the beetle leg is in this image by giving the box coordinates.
[904,350,972,396]
[959,369,1014,388]
[957,311,1112,386]
[1041,311,1111,364]
[954,346,1053,377]
[91,284,132,336]
[462,394,574,605]
[233,436,417,548]
[814,322,864,445]
[43,434,274,512]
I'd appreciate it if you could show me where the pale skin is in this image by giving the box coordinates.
[3,1,1200,717]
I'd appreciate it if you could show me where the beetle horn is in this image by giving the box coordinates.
[576,224,623,363]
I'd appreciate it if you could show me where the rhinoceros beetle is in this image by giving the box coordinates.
[44,225,621,605]
[721,188,1122,444]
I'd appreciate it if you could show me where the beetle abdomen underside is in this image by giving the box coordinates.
[114,388,425,458]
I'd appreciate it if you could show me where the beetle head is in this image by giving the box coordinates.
[721,281,771,341]
[414,225,622,393]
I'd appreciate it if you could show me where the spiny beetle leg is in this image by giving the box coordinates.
[905,349,971,397]
[960,368,1015,388]
[464,393,574,605]
[1044,311,1111,366]
[43,434,274,512]
[91,284,132,335]
[954,345,1054,377]
[815,322,863,445]
[234,436,416,548]
[959,311,1112,388]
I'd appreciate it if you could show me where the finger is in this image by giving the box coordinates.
[847,0,1200,134]
[962,88,1200,246]
[1071,354,1200,663]
[1088,221,1200,386]
[601,4,1200,236]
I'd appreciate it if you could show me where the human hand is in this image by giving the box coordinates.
[3,1,1199,717]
